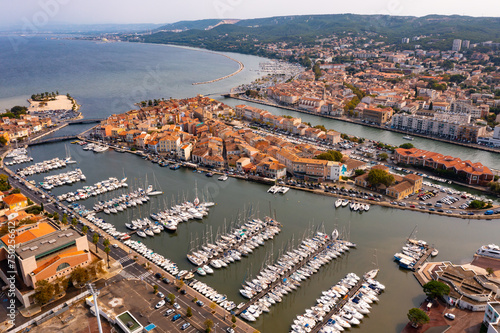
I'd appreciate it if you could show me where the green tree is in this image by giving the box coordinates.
[186,306,193,317]
[232,314,237,323]
[209,301,217,312]
[423,280,450,299]
[354,169,366,176]
[167,293,176,305]
[53,212,59,221]
[407,308,430,328]
[71,217,78,227]
[469,200,485,209]
[10,188,21,194]
[367,169,395,187]
[104,246,111,268]
[399,143,414,149]
[92,233,99,253]
[153,285,158,294]
[61,213,68,225]
[82,225,88,234]
[34,280,55,304]
[315,150,343,162]
[486,267,494,276]
[378,152,388,160]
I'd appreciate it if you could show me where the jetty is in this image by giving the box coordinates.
[192,54,244,85]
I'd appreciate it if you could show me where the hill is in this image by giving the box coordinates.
[139,14,500,55]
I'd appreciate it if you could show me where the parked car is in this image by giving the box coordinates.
[155,300,165,309]
[172,314,181,321]
[444,313,455,320]
[173,303,181,310]
[164,309,175,316]
[196,300,204,307]
[181,323,191,330]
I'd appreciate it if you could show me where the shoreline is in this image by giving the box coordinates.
[224,94,500,157]
[75,134,499,220]
[131,41,246,85]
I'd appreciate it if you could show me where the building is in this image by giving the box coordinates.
[386,174,423,200]
[394,148,494,185]
[256,158,287,179]
[484,302,500,333]
[478,126,500,147]
[361,107,393,125]
[0,222,91,306]
[433,262,493,312]
[462,40,471,49]
[452,39,462,52]
[3,193,28,210]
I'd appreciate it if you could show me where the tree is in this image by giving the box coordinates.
[428,102,433,110]
[153,285,158,294]
[204,319,214,331]
[167,293,175,305]
[486,267,494,276]
[315,150,343,162]
[378,152,388,161]
[104,246,111,268]
[367,169,395,187]
[399,143,414,149]
[34,280,55,304]
[10,188,21,194]
[186,306,193,317]
[209,301,217,312]
[407,308,430,328]
[232,314,237,323]
[71,217,78,227]
[70,266,90,286]
[354,169,366,176]
[423,280,450,299]
[82,225,88,234]
[61,213,68,225]
[53,212,59,221]
[469,200,485,209]
[92,233,99,253]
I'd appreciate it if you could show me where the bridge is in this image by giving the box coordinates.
[68,118,104,124]
[28,135,78,146]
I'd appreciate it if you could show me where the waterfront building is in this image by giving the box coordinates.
[386,173,423,200]
[361,106,394,125]
[478,126,500,148]
[484,302,500,333]
[394,148,494,185]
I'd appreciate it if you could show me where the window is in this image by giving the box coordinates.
[56,262,70,272]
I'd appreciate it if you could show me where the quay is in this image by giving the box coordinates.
[309,278,365,333]
[223,93,500,156]
[235,238,350,316]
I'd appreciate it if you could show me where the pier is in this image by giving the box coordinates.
[412,247,435,271]
[309,279,365,333]
[235,238,349,316]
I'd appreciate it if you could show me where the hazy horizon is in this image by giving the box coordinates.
[0,0,498,30]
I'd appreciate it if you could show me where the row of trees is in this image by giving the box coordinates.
[31,91,59,101]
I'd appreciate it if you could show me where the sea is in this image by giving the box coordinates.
[1,36,499,333]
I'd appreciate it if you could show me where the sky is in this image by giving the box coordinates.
[0,0,498,28]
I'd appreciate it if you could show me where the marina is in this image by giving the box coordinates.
[186,216,282,272]
[292,271,384,333]
[16,157,67,176]
[236,229,355,320]
[56,176,128,202]
[39,168,86,190]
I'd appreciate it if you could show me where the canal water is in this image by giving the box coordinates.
[21,142,499,333]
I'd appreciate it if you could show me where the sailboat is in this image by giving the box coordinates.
[146,173,163,196]
[64,144,77,164]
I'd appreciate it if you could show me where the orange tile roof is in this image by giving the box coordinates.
[3,193,27,205]
[0,222,56,246]
[32,250,86,275]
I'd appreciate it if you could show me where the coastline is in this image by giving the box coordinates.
[132,41,246,85]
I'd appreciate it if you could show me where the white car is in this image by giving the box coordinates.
[157,292,165,298]
[444,313,455,320]
[155,300,165,309]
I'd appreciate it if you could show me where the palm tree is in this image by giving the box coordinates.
[104,246,111,268]
[92,233,99,253]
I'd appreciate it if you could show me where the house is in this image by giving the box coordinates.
[3,193,28,210]
[386,174,423,199]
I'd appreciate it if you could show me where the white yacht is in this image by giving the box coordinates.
[476,244,500,259]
